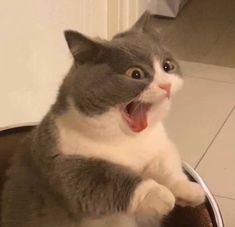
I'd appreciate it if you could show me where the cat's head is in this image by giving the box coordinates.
[62,11,183,133]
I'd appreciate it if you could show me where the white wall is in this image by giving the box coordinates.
[0,0,154,129]
[107,0,140,38]
[0,0,108,128]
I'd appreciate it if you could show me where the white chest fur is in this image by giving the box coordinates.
[56,112,169,173]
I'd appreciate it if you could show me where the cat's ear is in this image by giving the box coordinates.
[131,10,151,32]
[64,30,104,64]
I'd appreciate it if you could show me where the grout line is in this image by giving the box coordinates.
[179,59,235,70]
[184,74,235,85]
[195,105,235,169]
[214,194,235,201]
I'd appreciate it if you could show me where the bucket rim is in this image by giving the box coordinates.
[183,162,224,227]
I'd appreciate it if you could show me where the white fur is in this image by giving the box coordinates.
[140,59,183,104]
[56,106,169,172]
[56,59,181,170]
[128,179,175,216]
[56,58,205,209]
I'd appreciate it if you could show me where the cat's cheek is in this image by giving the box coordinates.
[148,101,171,126]
[168,75,184,95]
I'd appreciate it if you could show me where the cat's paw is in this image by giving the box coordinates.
[172,180,205,207]
[129,179,175,216]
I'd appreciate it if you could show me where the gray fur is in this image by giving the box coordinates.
[58,34,155,116]
[58,11,180,116]
[1,11,175,227]
[2,114,142,227]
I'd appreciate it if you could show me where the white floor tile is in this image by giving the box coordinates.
[179,61,235,84]
[197,109,235,198]
[165,76,235,167]
[215,196,235,227]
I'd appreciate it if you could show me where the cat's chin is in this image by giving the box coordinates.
[120,100,152,133]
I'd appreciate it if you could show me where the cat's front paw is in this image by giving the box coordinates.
[172,180,205,207]
[129,179,175,217]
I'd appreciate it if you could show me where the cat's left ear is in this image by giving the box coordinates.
[131,10,152,32]
[64,30,105,64]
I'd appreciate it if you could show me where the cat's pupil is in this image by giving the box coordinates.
[163,60,174,73]
[163,63,171,72]
[132,70,141,79]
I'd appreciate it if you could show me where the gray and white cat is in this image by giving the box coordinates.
[1,11,205,227]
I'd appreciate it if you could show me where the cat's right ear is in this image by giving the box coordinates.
[64,30,104,64]
[131,10,151,32]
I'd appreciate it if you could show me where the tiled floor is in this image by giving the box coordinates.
[165,61,235,227]
[216,197,235,227]
[156,0,235,68]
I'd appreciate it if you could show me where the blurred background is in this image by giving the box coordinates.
[0,0,234,226]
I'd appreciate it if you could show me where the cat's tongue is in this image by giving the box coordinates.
[124,102,150,132]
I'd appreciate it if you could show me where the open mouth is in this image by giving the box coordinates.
[120,100,151,133]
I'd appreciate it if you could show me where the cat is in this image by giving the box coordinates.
[1,11,205,227]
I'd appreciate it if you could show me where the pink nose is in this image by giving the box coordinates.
[159,83,171,99]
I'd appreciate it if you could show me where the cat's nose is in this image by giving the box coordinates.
[159,83,171,99]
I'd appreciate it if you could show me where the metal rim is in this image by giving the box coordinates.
[183,162,224,227]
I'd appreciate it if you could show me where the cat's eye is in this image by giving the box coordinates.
[125,67,145,80]
[162,59,175,73]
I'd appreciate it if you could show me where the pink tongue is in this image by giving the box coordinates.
[127,102,148,132]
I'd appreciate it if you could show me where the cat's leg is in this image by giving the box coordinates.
[142,142,205,207]
[49,156,174,221]
[128,179,175,217]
